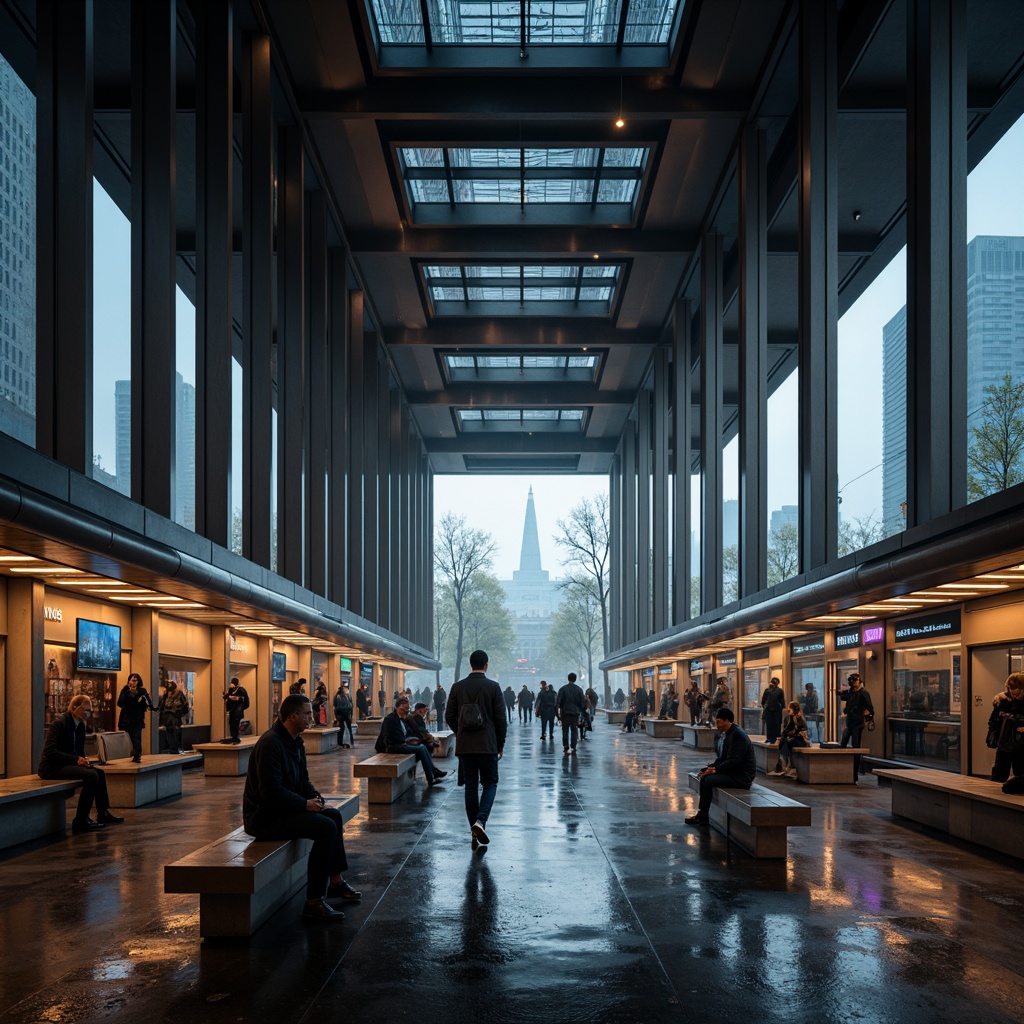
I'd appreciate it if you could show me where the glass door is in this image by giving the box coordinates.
[827,658,859,744]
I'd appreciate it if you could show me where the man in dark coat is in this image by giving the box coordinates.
[556,672,586,756]
[432,683,447,726]
[376,698,446,785]
[840,673,875,778]
[38,694,123,833]
[685,707,757,826]
[223,676,250,744]
[446,650,507,849]
[536,681,557,740]
[243,694,361,923]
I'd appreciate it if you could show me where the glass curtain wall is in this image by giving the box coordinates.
[0,52,35,448]
[964,112,1024,505]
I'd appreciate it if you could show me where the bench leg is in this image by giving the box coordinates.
[708,805,790,859]
[366,767,416,804]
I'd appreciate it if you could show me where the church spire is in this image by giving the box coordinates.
[518,485,543,573]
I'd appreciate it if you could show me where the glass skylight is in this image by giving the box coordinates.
[423,262,623,316]
[399,146,647,222]
[443,351,600,381]
[368,0,682,46]
[457,407,587,430]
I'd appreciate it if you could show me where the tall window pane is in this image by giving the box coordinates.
[92,180,131,493]
[174,289,196,531]
[965,112,1024,504]
[767,372,798,585]
[0,54,36,447]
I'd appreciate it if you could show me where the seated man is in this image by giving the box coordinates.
[38,695,124,833]
[243,694,362,923]
[685,707,756,826]
[406,702,441,753]
[376,697,447,786]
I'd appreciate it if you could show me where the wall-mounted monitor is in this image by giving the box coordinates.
[272,652,287,682]
[76,618,122,673]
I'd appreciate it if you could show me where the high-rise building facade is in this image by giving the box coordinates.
[0,56,35,446]
[883,236,1024,530]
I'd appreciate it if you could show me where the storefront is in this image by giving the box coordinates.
[740,646,777,735]
[657,662,677,716]
[790,634,827,740]
[887,609,962,772]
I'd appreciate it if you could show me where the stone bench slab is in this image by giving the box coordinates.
[678,725,719,751]
[793,747,870,784]
[302,728,340,755]
[193,738,259,777]
[0,777,82,851]
[644,719,680,738]
[353,753,418,804]
[164,794,359,938]
[875,768,1024,861]
[103,754,203,807]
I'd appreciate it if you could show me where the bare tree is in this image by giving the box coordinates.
[434,511,498,681]
[766,522,800,586]
[433,584,457,686]
[838,514,884,557]
[549,580,603,685]
[555,494,611,699]
[967,373,1024,500]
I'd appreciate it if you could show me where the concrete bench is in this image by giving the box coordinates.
[792,746,870,784]
[874,768,1024,861]
[687,772,811,858]
[302,727,340,755]
[193,737,260,777]
[353,752,418,804]
[94,729,204,805]
[603,710,628,725]
[164,793,359,939]
[678,724,720,751]
[432,730,456,758]
[0,776,83,851]
[645,718,680,738]
[751,739,781,774]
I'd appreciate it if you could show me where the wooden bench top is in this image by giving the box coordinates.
[795,747,870,756]
[353,752,416,777]
[192,737,259,752]
[874,768,1024,810]
[164,794,360,893]
[687,772,811,827]
[0,777,82,804]
[102,753,204,774]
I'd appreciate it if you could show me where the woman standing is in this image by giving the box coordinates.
[160,679,188,754]
[117,672,153,763]
[988,673,1024,793]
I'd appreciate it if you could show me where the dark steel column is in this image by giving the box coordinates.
[636,386,652,638]
[35,0,93,472]
[906,0,967,524]
[131,0,176,517]
[241,34,273,567]
[798,0,839,570]
[276,125,305,582]
[652,347,669,632]
[195,0,232,546]
[362,342,380,623]
[307,192,329,595]
[328,251,349,605]
[738,127,769,597]
[622,414,638,643]
[389,388,404,633]
[699,233,723,613]
[375,362,391,628]
[347,291,366,616]
[672,299,693,624]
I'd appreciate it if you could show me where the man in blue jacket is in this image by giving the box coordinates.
[685,707,757,826]
[243,694,361,923]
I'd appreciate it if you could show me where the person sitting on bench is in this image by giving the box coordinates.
[685,707,756,826]
[243,694,362,923]
[376,697,447,786]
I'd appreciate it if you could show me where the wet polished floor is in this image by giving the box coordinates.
[2,720,1024,1024]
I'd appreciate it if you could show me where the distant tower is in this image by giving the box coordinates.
[501,486,561,673]
[516,485,544,575]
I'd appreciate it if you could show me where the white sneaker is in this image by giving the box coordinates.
[767,769,785,777]
[784,767,798,778]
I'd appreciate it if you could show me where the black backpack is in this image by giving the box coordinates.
[458,688,486,732]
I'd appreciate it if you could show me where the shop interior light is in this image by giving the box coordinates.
[54,579,133,586]
[9,566,83,574]
[934,582,1008,590]
[0,554,37,561]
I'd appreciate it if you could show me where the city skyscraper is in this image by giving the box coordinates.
[883,235,1024,530]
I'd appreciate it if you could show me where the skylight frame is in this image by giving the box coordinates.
[455,407,590,432]
[441,350,602,382]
